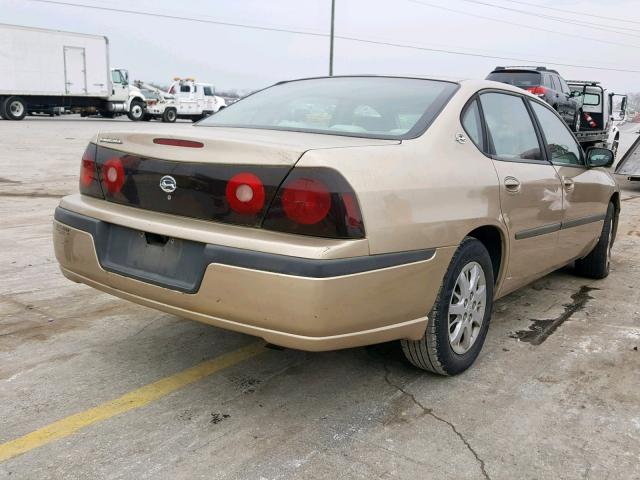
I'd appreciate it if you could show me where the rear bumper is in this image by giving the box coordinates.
[53,204,455,351]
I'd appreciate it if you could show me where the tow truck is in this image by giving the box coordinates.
[134,81,177,123]
[568,80,627,157]
[167,77,226,122]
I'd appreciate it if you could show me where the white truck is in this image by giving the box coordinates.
[0,23,146,121]
[568,80,627,158]
[135,81,178,123]
[167,78,226,122]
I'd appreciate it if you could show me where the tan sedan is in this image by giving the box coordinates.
[53,76,619,375]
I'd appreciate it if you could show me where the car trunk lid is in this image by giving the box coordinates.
[89,128,398,227]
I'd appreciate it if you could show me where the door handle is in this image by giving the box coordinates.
[504,176,521,193]
[563,177,575,191]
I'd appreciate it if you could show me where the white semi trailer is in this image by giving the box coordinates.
[0,23,146,121]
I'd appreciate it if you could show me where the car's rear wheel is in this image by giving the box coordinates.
[401,237,494,375]
[574,202,615,279]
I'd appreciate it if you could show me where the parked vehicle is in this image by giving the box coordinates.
[487,66,581,131]
[568,80,627,157]
[614,134,640,181]
[136,82,177,123]
[0,24,146,121]
[167,78,226,122]
[53,76,619,375]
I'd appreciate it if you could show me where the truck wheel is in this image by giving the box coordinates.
[3,96,27,121]
[0,97,6,119]
[142,114,152,121]
[162,108,177,123]
[574,203,615,279]
[401,237,494,375]
[127,100,145,121]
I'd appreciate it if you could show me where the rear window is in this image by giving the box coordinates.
[487,71,542,88]
[583,93,601,106]
[198,77,458,139]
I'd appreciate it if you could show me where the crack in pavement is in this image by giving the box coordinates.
[382,362,491,480]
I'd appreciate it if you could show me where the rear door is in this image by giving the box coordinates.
[529,100,611,263]
[476,91,564,294]
[63,46,87,94]
[556,75,577,124]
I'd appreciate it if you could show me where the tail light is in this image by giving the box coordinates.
[226,172,265,215]
[263,168,365,239]
[526,86,547,97]
[79,143,103,198]
[102,157,125,193]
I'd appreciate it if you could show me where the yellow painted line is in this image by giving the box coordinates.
[0,342,266,463]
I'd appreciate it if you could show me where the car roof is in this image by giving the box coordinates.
[489,66,560,75]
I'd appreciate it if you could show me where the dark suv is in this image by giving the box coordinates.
[486,66,580,131]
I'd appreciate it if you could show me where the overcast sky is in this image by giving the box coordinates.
[3,0,640,93]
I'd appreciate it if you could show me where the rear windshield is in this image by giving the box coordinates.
[487,71,541,88]
[198,77,458,139]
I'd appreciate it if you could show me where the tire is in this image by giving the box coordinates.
[574,202,615,279]
[162,108,177,123]
[401,237,495,375]
[142,114,152,121]
[127,100,145,121]
[3,96,27,120]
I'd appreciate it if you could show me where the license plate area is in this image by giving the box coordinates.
[96,223,207,293]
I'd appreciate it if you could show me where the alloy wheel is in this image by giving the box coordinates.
[448,261,487,355]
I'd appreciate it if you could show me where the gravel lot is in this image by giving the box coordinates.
[1,116,639,480]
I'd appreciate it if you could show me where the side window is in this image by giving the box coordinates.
[111,70,123,84]
[203,86,214,96]
[180,85,191,93]
[530,101,583,166]
[549,75,560,92]
[479,93,543,162]
[461,99,484,151]
[558,77,571,95]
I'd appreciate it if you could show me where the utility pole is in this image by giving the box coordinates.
[329,0,335,76]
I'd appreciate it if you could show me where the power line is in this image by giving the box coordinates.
[335,35,640,73]
[501,0,640,26]
[29,0,328,38]
[25,0,640,74]
[456,0,640,36]
[405,0,640,49]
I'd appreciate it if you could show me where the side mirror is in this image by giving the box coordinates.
[585,147,614,168]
